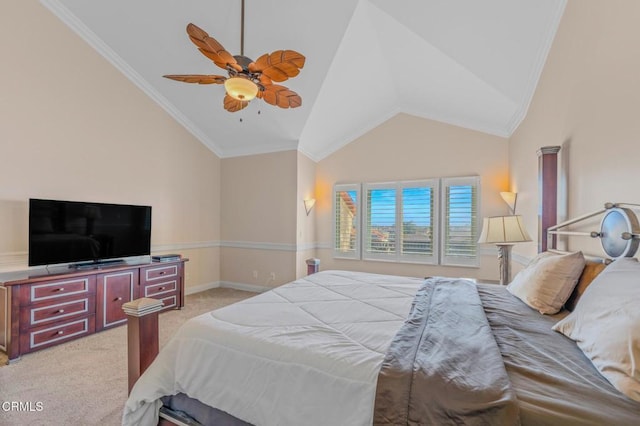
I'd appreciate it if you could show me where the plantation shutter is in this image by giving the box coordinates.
[363,183,396,260]
[441,176,480,266]
[400,180,438,264]
[333,177,479,266]
[333,184,360,259]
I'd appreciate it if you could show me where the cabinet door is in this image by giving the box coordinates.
[96,269,138,331]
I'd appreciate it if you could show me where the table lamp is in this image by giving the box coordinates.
[478,215,532,285]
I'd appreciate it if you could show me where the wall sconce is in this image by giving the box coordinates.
[500,191,518,214]
[304,199,316,216]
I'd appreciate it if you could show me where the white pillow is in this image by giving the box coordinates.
[507,251,585,314]
[552,258,640,402]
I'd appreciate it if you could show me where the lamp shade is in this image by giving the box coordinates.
[224,77,259,101]
[478,215,532,245]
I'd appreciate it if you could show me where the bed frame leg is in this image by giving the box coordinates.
[123,298,164,394]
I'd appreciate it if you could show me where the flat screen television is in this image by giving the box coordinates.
[28,198,152,267]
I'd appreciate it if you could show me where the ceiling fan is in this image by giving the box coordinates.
[163,0,305,113]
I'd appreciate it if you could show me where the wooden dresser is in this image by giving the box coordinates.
[0,259,187,362]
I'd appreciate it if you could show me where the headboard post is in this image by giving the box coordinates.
[537,146,561,252]
[122,298,164,394]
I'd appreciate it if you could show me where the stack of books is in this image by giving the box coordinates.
[151,254,182,262]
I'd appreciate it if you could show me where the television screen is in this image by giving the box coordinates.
[28,198,152,267]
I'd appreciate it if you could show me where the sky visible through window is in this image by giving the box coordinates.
[369,186,473,226]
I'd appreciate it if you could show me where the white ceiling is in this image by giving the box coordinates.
[43,0,566,161]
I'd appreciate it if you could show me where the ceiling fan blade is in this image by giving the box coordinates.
[163,74,226,84]
[186,23,242,72]
[249,50,305,82]
[259,84,302,109]
[258,74,273,86]
[223,94,249,112]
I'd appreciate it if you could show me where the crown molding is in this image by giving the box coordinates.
[39,0,224,158]
[505,0,567,136]
[219,139,299,159]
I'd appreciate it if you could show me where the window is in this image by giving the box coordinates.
[333,176,479,266]
[441,176,480,266]
[333,184,360,259]
[363,180,438,263]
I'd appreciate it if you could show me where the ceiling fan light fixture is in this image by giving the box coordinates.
[224,77,259,101]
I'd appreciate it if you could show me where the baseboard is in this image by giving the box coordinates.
[184,281,220,295]
[219,281,270,293]
[185,281,268,295]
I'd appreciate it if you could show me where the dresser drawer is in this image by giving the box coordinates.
[22,295,95,329]
[142,265,178,283]
[23,315,95,352]
[157,293,178,310]
[144,280,177,298]
[25,276,95,305]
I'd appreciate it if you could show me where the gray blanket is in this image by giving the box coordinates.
[373,277,520,425]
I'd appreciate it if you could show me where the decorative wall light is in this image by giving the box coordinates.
[304,199,316,216]
[500,191,518,214]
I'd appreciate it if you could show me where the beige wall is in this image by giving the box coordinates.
[296,152,317,278]
[220,151,298,287]
[509,0,640,263]
[9,0,634,292]
[0,1,222,290]
[316,113,510,281]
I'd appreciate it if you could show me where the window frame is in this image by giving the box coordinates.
[332,176,479,267]
[332,183,361,260]
[440,176,481,267]
[361,180,439,264]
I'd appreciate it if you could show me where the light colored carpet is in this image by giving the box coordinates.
[0,288,255,426]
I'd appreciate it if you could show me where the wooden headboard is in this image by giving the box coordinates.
[565,260,607,311]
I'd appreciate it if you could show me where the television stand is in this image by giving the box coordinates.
[0,258,187,362]
[70,259,125,270]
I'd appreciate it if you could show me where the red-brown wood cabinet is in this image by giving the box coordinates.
[0,259,186,362]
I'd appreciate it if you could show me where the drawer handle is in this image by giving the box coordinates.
[158,287,165,291]
[159,271,166,275]
[57,309,65,314]
[116,297,123,301]
[57,288,65,292]
[57,330,64,335]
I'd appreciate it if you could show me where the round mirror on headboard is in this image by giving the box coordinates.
[599,207,640,258]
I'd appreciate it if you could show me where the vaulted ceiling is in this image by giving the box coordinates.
[44,0,566,161]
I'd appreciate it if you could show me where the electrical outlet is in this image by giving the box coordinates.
[269,272,276,281]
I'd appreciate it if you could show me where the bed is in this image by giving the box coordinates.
[122,170,640,426]
[122,261,640,425]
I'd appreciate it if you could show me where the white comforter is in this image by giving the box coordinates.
[122,270,423,426]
